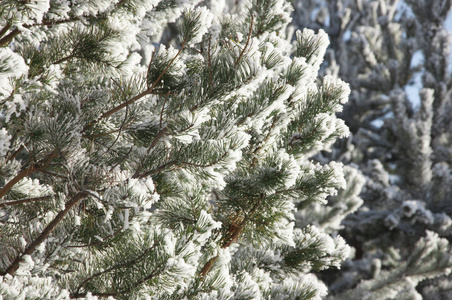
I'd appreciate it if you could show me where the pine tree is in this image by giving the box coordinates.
[0,1,352,299]
[292,0,452,298]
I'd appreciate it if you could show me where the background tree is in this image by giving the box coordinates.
[0,0,353,299]
[292,0,452,298]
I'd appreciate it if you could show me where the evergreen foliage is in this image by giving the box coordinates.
[292,0,452,298]
[0,0,352,299]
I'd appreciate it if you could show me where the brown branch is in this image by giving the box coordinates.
[0,28,20,47]
[0,23,12,39]
[52,55,75,66]
[199,193,263,279]
[235,15,254,66]
[199,256,218,279]
[82,118,135,138]
[159,92,170,130]
[92,39,187,125]
[0,16,82,47]
[1,191,88,276]
[207,34,214,92]
[0,151,57,199]
[133,159,175,179]
[199,222,243,279]
[66,228,122,249]
[39,18,81,27]
[147,127,168,152]
[7,144,25,162]
[109,145,133,173]
[70,292,117,299]
[74,241,160,296]
[0,195,52,207]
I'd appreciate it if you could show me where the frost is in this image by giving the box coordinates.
[0,129,11,157]
[401,200,423,218]
[22,0,50,24]
[10,177,53,199]
[404,69,423,111]
[323,75,351,105]
[294,226,350,271]
[74,215,81,226]
[0,48,29,111]
[163,229,177,257]
[234,271,261,299]
[298,28,330,70]
[187,6,214,46]
[327,161,347,190]
[196,210,222,244]
[123,209,130,230]
[384,213,400,230]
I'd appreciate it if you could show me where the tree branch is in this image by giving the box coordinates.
[7,144,25,162]
[0,195,52,207]
[1,191,88,276]
[0,151,57,199]
[0,28,20,47]
[0,22,12,39]
[199,193,263,279]
[92,39,187,125]
[74,242,160,296]
[235,15,254,66]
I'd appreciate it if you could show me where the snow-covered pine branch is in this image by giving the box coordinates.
[1,0,353,298]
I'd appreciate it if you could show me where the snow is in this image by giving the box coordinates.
[297,28,330,71]
[384,213,400,230]
[196,210,222,243]
[323,75,351,105]
[23,0,50,24]
[123,209,130,230]
[74,215,81,226]
[327,161,347,190]
[0,128,11,157]
[0,48,29,107]
[187,6,213,46]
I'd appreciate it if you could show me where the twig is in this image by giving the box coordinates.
[7,144,25,162]
[159,92,170,130]
[199,193,263,279]
[1,191,88,276]
[81,119,135,138]
[0,151,57,199]
[0,22,12,39]
[74,242,159,295]
[208,34,214,92]
[93,39,187,125]
[0,195,52,207]
[147,47,158,85]
[90,78,132,165]
[235,15,254,66]
[109,145,133,173]
[0,28,20,47]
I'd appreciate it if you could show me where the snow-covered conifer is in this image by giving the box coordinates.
[1,0,353,298]
[292,0,452,298]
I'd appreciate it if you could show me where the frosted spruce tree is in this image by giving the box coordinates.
[292,0,452,299]
[0,0,352,299]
